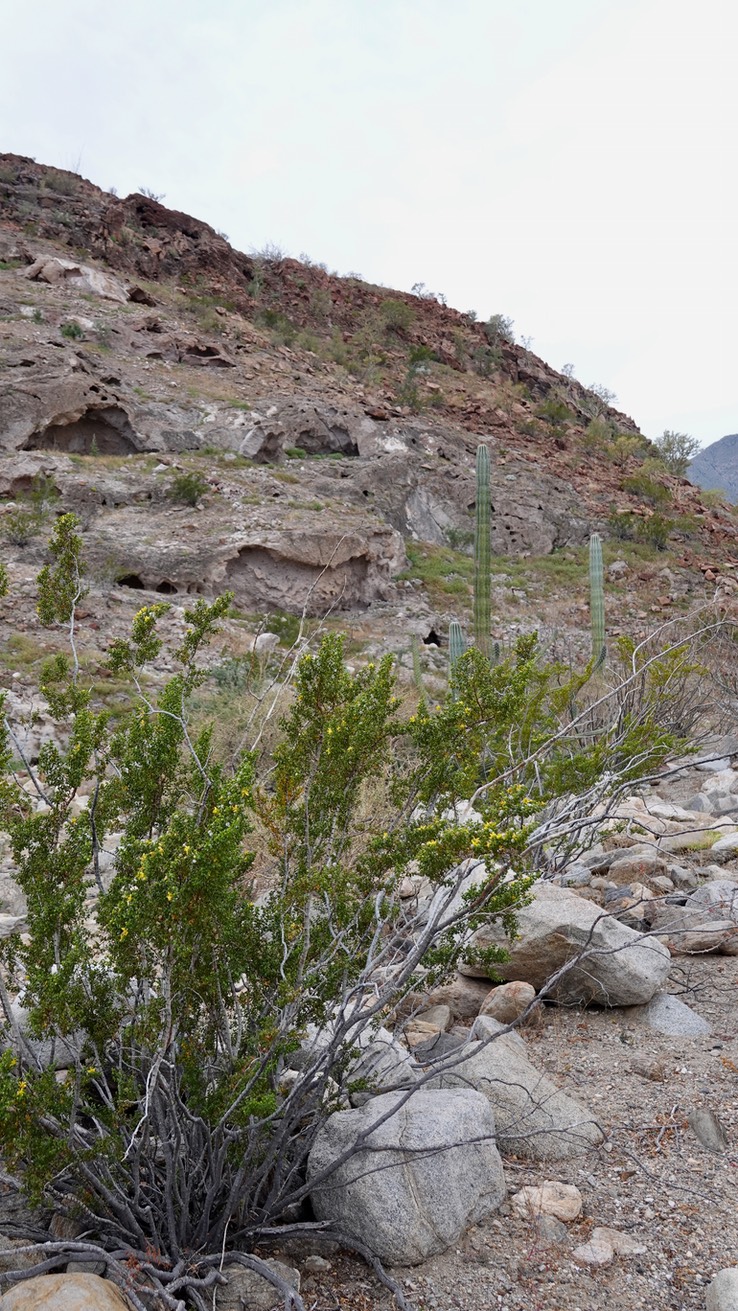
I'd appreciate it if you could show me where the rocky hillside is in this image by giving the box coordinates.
[689,434,738,503]
[1,151,737,674]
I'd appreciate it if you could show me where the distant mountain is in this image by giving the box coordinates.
[689,433,738,502]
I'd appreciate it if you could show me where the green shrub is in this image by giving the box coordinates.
[255,308,297,344]
[536,395,573,429]
[652,430,701,476]
[580,417,614,452]
[60,320,84,340]
[621,471,671,508]
[0,515,699,1305]
[168,470,209,506]
[265,610,302,646]
[44,169,78,196]
[285,446,307,459]
[0,475,59,546]
[484,313,515,345]
[608,510,672,549]
[639,513,673,549]
[379,298,415,335]
[471,343,500,376]
[608,511,637,541]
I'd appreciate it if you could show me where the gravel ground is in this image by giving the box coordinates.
[285,952,738,1311]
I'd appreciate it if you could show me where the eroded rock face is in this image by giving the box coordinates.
[79,506,405,615]
[24,405,139,455]
[23,257,131,303]
[224,535,378,614]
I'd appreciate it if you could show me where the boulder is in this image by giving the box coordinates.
[606,852,668,884]
[411,1004,452,1032]
[706,1267,738,1310]
[511,1181,582,1222]
[421,974,493,1022]
[0,1273,133,1310]
[572,1227,646,1268]
[707,831,738,860]
[558,864,592,887]
[347,1033,419,1092]
[430,1015,603,1160]
[307,1088,506,1265]
[626,992,710,1037]
[687,1107,729,1153]
[479,980,536,1025]
[687,880,738,923]
[22,257,130,303]
[675,921,738,955]
[462,882,670,1006]
[215,1258,300,1311]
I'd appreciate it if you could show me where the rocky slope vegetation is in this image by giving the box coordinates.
[3,156,738,1311]
[2,151,738,676]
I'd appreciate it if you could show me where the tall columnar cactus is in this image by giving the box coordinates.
[474,444,491,658]
[449,620,466,675]
[589,531,606,667]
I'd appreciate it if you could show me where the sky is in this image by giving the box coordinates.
[1,0,736,447]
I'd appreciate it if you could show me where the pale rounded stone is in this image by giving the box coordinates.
[479,980,537,1024]
[0,1273,133,1310]
[422,975,494,1022]
[511,1180,583,1222]
[706,1266,738,1310]
[633,992,711,1037]
[308,1088,506,1266]
[678,921,736,955]
[591,1226,646,1256]
[572,1237,614,1267]
[607,852,667,884]
[464,882,670,1007]
[436,1015,603,1160]
[412,1004,452,1032]
[216,1259,300,1311]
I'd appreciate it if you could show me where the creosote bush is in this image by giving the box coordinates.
[168,470,209,507]
[0,516,702,1309]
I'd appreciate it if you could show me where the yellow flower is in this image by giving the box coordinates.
[120,927,128,940]
[86,1067,97,1076]
[167,891,174,902]
[16,1080,27,1097]
[183,844,191,854]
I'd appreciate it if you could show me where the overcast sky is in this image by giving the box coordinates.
[2,0,735,446]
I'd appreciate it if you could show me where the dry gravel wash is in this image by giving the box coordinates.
[285,953,738,1311]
